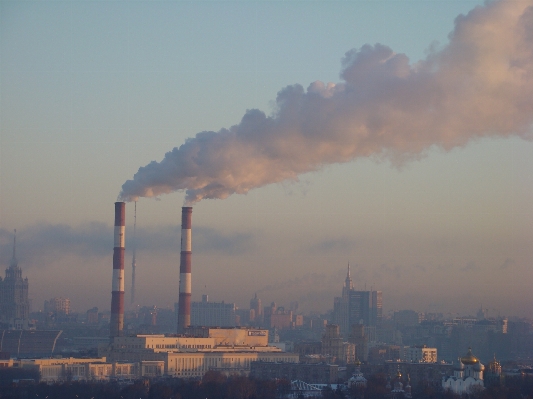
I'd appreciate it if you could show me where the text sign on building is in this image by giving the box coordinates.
[248,330,266,336]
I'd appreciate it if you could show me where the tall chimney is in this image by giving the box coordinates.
[177,206,192,333]
[110,202,125,338]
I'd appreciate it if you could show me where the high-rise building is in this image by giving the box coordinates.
[269,307,293,330]
[249,293,263,324]
[333,265,382,337]
[0,230,30,329]
[44,297,71,315]
[394,310,421,328]
[349,323,369,361]
[321,324,355,365]
[86,307,99,324]
[190,295,236,327]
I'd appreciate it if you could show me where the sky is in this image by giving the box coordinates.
[1,0,533,318]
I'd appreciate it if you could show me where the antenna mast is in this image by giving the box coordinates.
[10,229,18,269]
[131,201,137,305]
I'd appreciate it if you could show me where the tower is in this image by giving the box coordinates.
[131,201,137,305]
[110,202,125,338]
[0,229,30,329]
[250,293,263,324]
[177,207,192,333]
[333,265,382,337]
[343,263,353,298]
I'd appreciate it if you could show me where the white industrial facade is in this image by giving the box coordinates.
[100,328,299,378]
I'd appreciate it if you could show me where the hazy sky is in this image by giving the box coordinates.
[1,0,532,318]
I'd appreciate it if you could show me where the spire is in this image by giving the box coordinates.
[342,262,353,298]
[396,365,402,378]
[10,229,18,268]
[345,262,353,290]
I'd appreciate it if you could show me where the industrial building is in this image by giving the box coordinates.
[101,204,299,380]
[0,330,62,358]
[100,328,299,378]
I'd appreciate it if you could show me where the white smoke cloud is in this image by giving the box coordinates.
[120,0,533,204]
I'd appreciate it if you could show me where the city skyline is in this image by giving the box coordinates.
[1,0,532,317]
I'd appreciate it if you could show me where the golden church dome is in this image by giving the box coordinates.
[460,348,479,365]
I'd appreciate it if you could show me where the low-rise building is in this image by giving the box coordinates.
[12,357,164,382]
[100,327,299,378]
[15,357,108,382]
[403,345,437,363]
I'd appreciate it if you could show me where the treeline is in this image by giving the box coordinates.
[410,375,533,399]
[0,370,290,399]
[2,369,533,399]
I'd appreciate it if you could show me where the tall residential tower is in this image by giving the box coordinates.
[0,230,30,329]
[333,264,382,337]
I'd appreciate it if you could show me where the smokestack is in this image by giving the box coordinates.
[131,201,137,305]
[110,202,125,338]
[177,206,192,334]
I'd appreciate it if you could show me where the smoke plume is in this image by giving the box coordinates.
[120,0,533,204]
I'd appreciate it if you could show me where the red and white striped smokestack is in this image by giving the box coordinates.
[177,206,192,334]
[110,202,125,338]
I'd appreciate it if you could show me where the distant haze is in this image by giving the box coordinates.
[1,0,532,318]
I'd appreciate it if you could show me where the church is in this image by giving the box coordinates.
[442,348,485,394]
